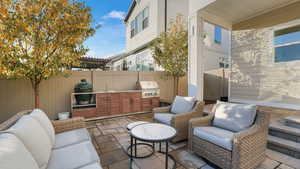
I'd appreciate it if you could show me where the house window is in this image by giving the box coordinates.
[130,20,136,38]
[214,25,222,44]
[274,24,300,62]
[142,7,149,29]
[130,7,149,38]
[136,12,143,33]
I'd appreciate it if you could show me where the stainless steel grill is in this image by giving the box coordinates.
[137,81,160,98]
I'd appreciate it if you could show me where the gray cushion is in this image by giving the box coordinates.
[213,101,257,132]
[47,141,99,169]
[154,113,174,125]
[54,128,90,149]
[171,96,196,114]
[78,163,102,169]
[193,126,234,150]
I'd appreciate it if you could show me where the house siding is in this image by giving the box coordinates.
[230,20,300,109]
[125,0,159,52]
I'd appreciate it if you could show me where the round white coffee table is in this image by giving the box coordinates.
[130,123,177,169]
[126,121,154,158]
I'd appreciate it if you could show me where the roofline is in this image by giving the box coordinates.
[124,0,137,23]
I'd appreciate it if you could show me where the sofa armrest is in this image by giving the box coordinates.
[188,113,214,150]
[153,106,171,113]
[52,117,86,134]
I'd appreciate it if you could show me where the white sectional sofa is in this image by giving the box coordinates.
[0,109,102,169]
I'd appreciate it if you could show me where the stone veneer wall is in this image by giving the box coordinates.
[230,22,300,109]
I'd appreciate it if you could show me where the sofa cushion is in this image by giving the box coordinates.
[213,101,257,132]
[47,141,99,169]
[78,163,102,169]
[171,96,196,114]
[0,133,39,169]
[193,126,234,150]
[30,109,55,147]
[54,128,90,149]
[154,113,174,125]
[6,115,52,169]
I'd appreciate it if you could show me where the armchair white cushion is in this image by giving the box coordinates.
[6,115,52,169]
[171,96,196,114]
[0,133,39,169]
[30,109,55,146]
[154,113,174,125]
[54,128,91,149]
[47,141,99,169]
[213,101,257,132]
[193,126,234,150]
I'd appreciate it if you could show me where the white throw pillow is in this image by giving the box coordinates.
[212,101,257,132]
[30,109,55,147]
[0,133,39,169]
[171,96,196,114]
[6,115,52,169]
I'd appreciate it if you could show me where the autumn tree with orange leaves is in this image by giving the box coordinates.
[0,0,95,108]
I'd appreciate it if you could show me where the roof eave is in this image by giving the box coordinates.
[124,0,137,23]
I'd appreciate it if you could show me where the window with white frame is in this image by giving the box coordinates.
[142,7,149,29]
[274,24,300,62]
[130,7,149,38]
[130,20,136,38]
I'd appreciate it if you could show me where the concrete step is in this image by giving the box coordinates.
[267,135,300,159]
[269,121,300,143]
[285,116,300,129]
[266,149,300,169]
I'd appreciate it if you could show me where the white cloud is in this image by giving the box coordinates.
[102,10,126,20]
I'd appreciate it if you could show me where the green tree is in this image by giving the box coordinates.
[151,15,188,95]
[0,0,95,108]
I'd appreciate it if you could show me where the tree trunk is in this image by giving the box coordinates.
[33,83,40,108]
[173,76,179,96]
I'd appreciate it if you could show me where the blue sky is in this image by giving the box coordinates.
[82,0,132,58]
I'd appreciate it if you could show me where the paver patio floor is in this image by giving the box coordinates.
[86,113,299,169]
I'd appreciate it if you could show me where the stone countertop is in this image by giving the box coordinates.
[72,90,142,95]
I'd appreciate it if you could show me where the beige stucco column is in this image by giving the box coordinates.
[188,11,205,101]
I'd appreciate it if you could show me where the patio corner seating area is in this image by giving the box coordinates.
[2,96,299,169]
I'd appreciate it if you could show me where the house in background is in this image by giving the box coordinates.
[188,0,300,110]
[109,0,230,72]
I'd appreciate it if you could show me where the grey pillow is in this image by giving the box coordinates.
[171,96,196,114]
[212,101,257,132]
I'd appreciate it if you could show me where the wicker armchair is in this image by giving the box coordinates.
[188,109,270,169]
[153,101,205,142]
[0,110,86,134]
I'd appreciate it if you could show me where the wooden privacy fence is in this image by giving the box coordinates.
[0,71,187,122]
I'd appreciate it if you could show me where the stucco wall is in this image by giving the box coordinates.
[203,22,231,71]
[230,19,300,109]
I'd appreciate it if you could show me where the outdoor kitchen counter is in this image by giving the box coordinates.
[71,90,142,95]
[72,90,159,119]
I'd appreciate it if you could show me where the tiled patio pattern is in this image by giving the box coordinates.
[86,113,298,169]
